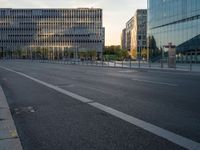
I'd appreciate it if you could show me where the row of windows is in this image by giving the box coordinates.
[148,0,200,28]
[151,14,200,30]
[18,22,101,25]
[0,15,102,19]
[7,34,91,37]
[0,27,101,31]
[0,40,102,43]
[4,11,102,14]
[0,22,101,26]
[0,9,102,16]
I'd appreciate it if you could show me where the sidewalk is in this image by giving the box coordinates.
[0,86,23,150]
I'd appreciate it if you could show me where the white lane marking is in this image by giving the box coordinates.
[0,66,199,150]
[89,102,200,150]
[132,79,178,87]
[0,66,92,103]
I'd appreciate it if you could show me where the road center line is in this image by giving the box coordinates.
[132,78,178,87]
[0,66,199,150]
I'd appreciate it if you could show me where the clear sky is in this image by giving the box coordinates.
[0,0,147,46]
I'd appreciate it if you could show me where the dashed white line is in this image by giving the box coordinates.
[0,65,199,150]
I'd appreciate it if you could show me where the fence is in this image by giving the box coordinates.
[1,58,200,73]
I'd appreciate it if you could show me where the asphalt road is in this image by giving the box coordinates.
[0,60,200,150]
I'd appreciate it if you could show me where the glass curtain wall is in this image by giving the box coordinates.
[148,0,200,63]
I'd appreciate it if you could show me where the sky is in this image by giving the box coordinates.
[0,0,147,46]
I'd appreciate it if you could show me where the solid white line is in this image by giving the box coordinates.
[89,102,200,150]
[0,66,199,150]
[0,66,93,103]
[132,78,178,87]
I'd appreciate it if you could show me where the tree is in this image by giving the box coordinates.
[103,45,129,60]
[116,49,129,60]
[104,45,121,55]
[79,51,86,60]
[130,49,137,59]
[16,47,22,58]
[90,50,97,60]
[141,48,148,60]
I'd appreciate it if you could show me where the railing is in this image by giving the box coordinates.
[1,58,200,72]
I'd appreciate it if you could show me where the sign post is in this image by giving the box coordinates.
[164,43,176,68]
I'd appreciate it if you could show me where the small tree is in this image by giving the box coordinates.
[16,48,22,59]
[79,51,86,60]
[116,49,129,60]
[90,50,97,60]
[36,47,41,59]
[141,48,148,60]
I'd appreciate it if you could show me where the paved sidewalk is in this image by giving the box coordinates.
[0,86,23,150]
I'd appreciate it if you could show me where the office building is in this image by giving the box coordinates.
[122,9,147,59]
[130,9,147,59]
[148,0,200,62]
[125,17,134,53]
[0,8,104,59]
[121,28,126,50]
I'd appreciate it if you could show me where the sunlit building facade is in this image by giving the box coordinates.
[130,9,147,59]
[0,8,104,59]
[122,9,147,59]
[148,0,200,62]
[125,17,134,52]
[121,28,126,50]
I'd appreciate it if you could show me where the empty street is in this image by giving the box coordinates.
[0,61,200,150]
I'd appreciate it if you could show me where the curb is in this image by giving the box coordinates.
[0,86,23,150]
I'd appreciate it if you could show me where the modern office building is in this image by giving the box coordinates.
[130,9,147,59]
[148,0,200,62]
[122,9,147,59]
[0,8,104,59]
[121,28,126,50]
[125,17,134,52]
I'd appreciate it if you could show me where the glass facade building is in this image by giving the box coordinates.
[148,0,200,62]
[0,8,104,59]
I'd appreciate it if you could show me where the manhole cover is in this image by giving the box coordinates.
[13,106,36,115]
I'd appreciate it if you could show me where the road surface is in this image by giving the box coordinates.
[0,61,200,150]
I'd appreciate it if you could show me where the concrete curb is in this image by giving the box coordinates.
[0,86,23,150]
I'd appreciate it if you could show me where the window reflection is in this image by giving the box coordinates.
[148,0,200,61]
